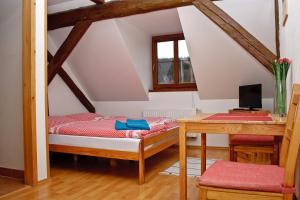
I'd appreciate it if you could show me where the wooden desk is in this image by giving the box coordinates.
[178,114,286,200]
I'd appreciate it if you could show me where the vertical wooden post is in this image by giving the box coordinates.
[22,0,38,186]
[274,0,280,58]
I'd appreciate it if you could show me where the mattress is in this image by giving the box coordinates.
[49,127,178,153]
[49,134,141,152]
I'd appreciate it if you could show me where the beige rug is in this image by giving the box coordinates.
[160,157,218,177]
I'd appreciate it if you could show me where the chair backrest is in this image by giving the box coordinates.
[280,84,300,188]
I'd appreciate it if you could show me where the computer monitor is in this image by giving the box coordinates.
[239,84,262,110]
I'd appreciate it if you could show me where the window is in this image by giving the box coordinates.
[152,34,196,92]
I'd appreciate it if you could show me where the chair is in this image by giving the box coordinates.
[229,134,280,164]
[198,84,300,200]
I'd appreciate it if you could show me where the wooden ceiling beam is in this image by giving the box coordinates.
[48,0,199,30]
[90,0,105,4]
[193,0,277,73]
[48,51,96,113]
[48,20,92,83]
[274,0,280,58]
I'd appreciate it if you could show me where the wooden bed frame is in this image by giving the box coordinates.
[49,127,179,184]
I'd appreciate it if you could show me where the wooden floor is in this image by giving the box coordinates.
[0,147,228,200]
[0,176,25,197]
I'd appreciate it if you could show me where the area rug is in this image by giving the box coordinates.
[160,157,218,177]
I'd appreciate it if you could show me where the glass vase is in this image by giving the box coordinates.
[274,73,287,116]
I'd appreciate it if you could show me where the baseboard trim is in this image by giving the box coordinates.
[0,167,24,180]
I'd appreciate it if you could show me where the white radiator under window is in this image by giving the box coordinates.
[143,109,199,138]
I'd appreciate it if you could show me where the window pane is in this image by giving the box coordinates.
[178,40,195,84]
[157,41,174,84]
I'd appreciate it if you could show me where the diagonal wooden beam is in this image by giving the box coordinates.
[274,0,280,58]
[48,51,96,113]
[90,0,105,4]
[193,0,277,73]
[48,20,92,83]
[48,0,200,30]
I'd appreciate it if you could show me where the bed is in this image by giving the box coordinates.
[48,113,179,184]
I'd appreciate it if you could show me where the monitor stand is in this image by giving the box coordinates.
[248,107,259,111]
[232,108,258,111]
[230,108,269,114]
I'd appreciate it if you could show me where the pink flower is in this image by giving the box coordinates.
[278,58,283,64]
[283,58,291,64]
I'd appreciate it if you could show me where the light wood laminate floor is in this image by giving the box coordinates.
[1,147,228,200]
[0,176,25,197]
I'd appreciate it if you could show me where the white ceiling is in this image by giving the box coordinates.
[121,9,183,36]
[178,1,275,99]
[48,0,94,14]
[48,0,276,101]
[48,8,184,101]
[48,2,183,37]
[48,0,76,6]
[48,19,150,101]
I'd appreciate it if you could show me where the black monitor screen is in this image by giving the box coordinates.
[239,84,262,109]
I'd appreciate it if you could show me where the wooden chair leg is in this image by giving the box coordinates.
[233,149,238,162]
[229,145,235,161]
[283,194,294,200]
[272,142,280,165]
[199,188,207,200]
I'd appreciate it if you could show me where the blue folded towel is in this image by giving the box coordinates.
[115,119,150,130]
[127,119,150,130]
[115,120,130,130]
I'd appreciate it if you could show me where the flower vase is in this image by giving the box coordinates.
[273,58,290,117]
[274,75,287,116]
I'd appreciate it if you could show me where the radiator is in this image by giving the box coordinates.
[143,109,198,119]
[143,109,199,138]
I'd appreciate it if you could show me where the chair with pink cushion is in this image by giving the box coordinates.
[198,84,300,200]
[229,134,280,164]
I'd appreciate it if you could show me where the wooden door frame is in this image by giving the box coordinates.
[22,0,49,186]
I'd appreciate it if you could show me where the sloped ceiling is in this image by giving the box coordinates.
[48,8,183,101]
[178,0,275,99]
[48,0,275,102]
[48,20,149,101]
[120,8,183,36]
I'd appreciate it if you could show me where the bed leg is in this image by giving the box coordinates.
[139,140,145,185]
[110,159,117,168]
[73,154,78,168]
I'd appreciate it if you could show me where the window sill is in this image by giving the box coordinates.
[149,87,198,92]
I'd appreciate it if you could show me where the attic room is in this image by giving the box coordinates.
[0,0,300,199]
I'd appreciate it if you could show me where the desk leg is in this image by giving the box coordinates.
[179,123,187,200]
[201,133,207,175]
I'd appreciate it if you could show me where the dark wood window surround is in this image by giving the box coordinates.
[151,33,197,92]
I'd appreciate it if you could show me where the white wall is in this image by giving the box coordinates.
[178,0,275,99]
[36,0,48,181]
[116,19,152,91]
[48,36,90,116]
[0,0,48,182]
[0,0,24,171]
[95,92,274,147]
[279,0,300,197]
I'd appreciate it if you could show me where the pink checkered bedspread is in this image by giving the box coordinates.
[48,113,178,139]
